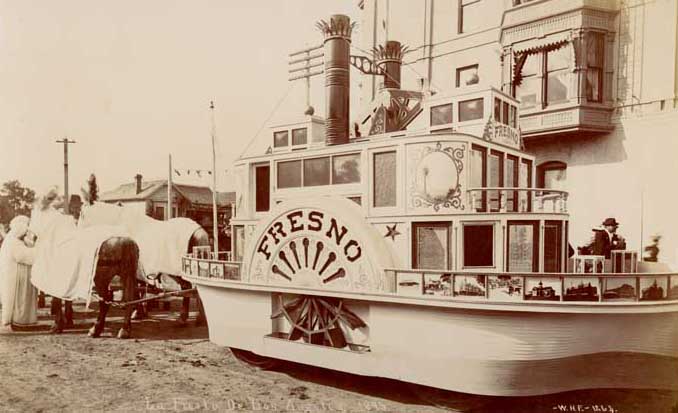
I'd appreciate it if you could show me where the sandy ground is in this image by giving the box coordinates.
[1,300,676,413]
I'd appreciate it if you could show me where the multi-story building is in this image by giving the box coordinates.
[356,0,678,264]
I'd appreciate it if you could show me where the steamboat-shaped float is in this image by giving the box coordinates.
[181,15,678,396]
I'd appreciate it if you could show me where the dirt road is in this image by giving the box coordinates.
[1,302,676,413]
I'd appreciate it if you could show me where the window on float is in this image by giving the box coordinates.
[488,150,503,212]
[505,155,519,212]
[303,157,330,186]
[373,151,397,207]
[470,145,487,211]
[292,128,308,146]
[277,160,302,188]
[233,225,245,262]
[507,221,539,272]
[463,223,494,267]
[544,221,563,272]
[431,103,453,126]
[255,164,270,212]
[519,159,533,212]
[413,222,451,270]
[332,153,361,184]
[273,131,289,148]
[459,98,484,122]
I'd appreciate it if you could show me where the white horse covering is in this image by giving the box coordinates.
[79,203,201,285]
[30,208,127,303]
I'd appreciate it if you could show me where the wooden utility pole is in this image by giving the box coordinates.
[55,138,76,214]
[167,154,172,221]
[210,101,219,256]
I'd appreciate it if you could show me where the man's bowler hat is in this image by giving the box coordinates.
[602,218,619,227]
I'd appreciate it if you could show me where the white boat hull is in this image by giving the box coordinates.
[195,281,678,396]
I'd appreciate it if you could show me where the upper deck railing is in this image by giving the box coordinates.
[467,187,568,213]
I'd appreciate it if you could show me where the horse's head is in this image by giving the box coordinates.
[28,189,70,244]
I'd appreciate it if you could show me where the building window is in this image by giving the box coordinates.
[430,103,453,126]
[515,44,572,109]
[463,223,494,267]
[154,205,165,221]
[303,157,330,186]
[292,128,308,146]
[277,160,302,188]
[373,151,397,207]
[458,98,484,122]
[546,46,569,105]
[255,165,270,212]
[516,53,540,108]
[413,222,451,270]
[456,64,479,87]
[537,161,567,190]
[458,0,482,34]
[507,221,539,272]
[332,153,361,184]
[273,131,289,148]
[586,32,605,103]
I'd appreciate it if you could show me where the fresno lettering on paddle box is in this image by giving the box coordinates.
[256,210,362,284]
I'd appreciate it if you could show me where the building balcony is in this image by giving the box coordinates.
[519,103,614,138]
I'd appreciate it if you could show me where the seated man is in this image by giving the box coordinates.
[590,217,626,259]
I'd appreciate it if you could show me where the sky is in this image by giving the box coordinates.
[0,0,361,195]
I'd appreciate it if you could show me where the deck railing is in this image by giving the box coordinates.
[384,268,678,303]
[467,187,568,213]
[181,255,678,304]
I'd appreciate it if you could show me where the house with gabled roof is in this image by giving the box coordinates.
[100,174,235,247]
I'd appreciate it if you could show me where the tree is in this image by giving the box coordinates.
[0,180,36,225]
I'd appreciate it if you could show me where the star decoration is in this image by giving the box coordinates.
[384,224,401,241]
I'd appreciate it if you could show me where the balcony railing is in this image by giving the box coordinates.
[384,268,678,304]
[467,187,568,213]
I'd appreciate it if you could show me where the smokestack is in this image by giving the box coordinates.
[374,40,406,90]
[135,174,143,194]
[317,15,354,145]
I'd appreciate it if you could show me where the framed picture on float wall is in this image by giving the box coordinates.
[563,277,599,302]
[453,275,486,298]
[397,272,423,296]
[423,273,452,296]
[524,278,561,301]
[488,275,524,301]
[602,277,637,301]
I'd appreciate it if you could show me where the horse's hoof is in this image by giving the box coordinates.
[131,310,145,320]
[117,329,130,339]
[50,325,64,335]
[88,325,101,338]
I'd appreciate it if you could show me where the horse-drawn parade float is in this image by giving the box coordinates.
[173,15,678,397]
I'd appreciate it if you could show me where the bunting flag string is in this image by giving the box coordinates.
[172,168,229,178]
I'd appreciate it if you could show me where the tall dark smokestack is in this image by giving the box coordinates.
[374,40,407,90]
[135,174,143,194]
[317,15,354,145]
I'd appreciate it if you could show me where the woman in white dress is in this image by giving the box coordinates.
[0,215,37,330]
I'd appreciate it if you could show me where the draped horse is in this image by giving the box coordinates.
[78,201,209,325]
[28,194,140,338]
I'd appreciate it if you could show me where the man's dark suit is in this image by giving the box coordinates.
[591,229,625,259]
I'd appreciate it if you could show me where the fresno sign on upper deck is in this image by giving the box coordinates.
[245,199,392,292]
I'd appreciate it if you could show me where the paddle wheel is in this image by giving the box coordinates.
[272,295,366,349]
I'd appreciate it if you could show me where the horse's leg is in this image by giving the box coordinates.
[132,283,147,320]
[195,293,206,326]
[64,300,74,328]
[117,267,136,339]
[177,277,191,325]
[89,275,111,338]
[50,297,64,334]
[38,291,46,308]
